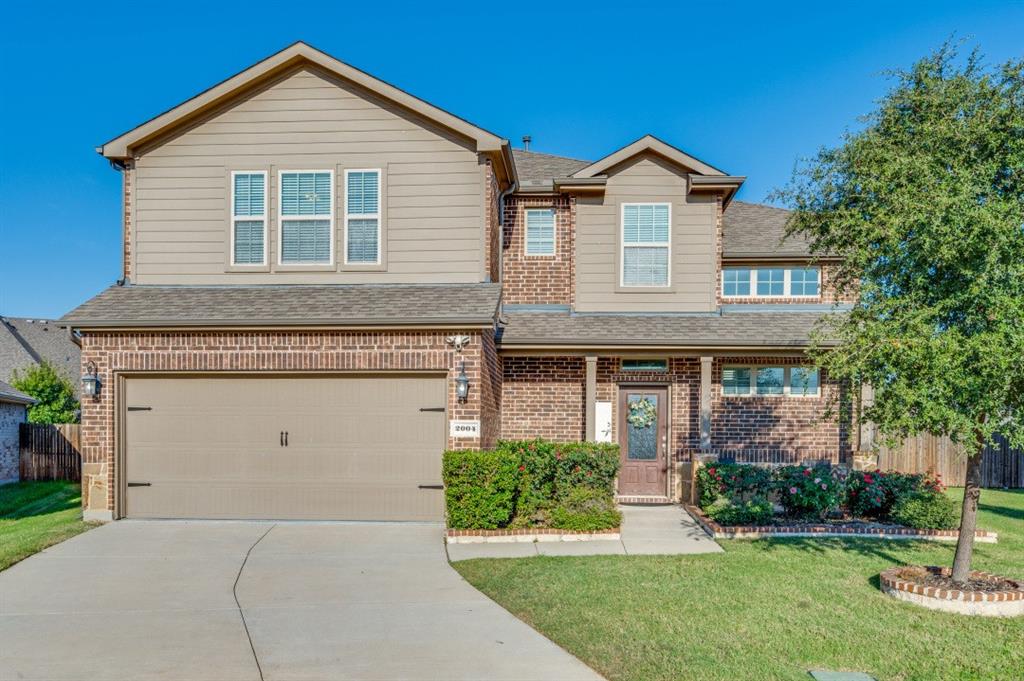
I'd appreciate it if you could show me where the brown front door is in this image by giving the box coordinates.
[617,386,668,496]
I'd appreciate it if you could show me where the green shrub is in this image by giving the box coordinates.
[549,487,622,531]
[552,442,620,494]
[775,464,846,520]
[442,449,521,529]
[891,490,959,529]
[697,463,773,510]
[704,495,774,526]
[846,469,923,519]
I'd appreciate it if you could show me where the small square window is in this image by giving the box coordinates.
[722,366,752,395]
[621,359,668,372]
[723,268,751,297]
[756,269,785,296]
[756,367,785,395]
[791,367,820,396]
[790,268,820,297]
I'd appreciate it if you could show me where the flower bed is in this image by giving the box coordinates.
[880,566,1024,616]
[442,439,621,532]
[695,463,969,534]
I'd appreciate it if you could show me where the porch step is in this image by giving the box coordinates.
[616,495,673,506]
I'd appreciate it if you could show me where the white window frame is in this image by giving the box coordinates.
[720,364,821,398]
[524,207,557,257]
[620,202,672,288]
[230,170,268,266]
[720,266,821,299]
[278,169,335,266]
[343,168,382,266]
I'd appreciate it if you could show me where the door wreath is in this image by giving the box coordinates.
[626,397,657,428]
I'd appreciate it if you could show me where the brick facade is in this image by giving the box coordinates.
[483,160,500,283]
[78,328,498,516]
[501,195,575,305]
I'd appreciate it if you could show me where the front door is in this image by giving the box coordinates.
[617,386,668,497]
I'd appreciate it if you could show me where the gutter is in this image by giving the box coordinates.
[63,318,499,331]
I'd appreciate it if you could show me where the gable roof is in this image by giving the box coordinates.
[571,135,727,179]
[0,379,35,406]
[0,317,81,393]
[99,41,513,180]
[61,284,502,329]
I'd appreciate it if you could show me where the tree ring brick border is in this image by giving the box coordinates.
[446,527,621,544]
[685,505,998,543]
[880,566,1024,617]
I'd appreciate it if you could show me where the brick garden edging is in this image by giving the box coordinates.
[685,505,998,543]
[880,566,1024,617]
[446,527,621,544]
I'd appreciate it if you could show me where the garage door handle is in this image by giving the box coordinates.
[419,407,445,412]
[418,484,444,490]
[127,482,151,487]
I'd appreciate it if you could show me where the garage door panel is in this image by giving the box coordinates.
[124,376,446,521]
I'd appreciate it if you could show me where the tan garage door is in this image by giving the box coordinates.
[123,375,447,521]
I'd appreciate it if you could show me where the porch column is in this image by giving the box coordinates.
[585,355,597,441]
[699,355,713,450]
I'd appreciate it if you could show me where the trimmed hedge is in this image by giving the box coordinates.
[443,439,620,530]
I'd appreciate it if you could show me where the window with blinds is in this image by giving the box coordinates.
[345,169,381,264]
[621,203,670,287]
[721,365,821,397]
[279,171,333,264]
[525,208,555,255]
[231,172,266,265]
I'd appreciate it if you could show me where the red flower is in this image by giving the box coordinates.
[864,474,874,484]
[708,467,716,476]
[803,469,811,476]
[518,465,526,472]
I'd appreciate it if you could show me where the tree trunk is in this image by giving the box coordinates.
[950,430,985,584]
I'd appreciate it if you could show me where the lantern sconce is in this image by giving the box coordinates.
[455,360,470,403]
[81,361,101,398]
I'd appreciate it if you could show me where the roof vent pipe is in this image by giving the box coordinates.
[521,135,531,151]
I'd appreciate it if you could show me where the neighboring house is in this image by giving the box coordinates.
[62,42,852,522]
[0,380,35,483]
[0,317,82,397]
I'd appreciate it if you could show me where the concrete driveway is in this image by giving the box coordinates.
[0,521,601,681]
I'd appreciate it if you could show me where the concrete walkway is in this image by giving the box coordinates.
[447,504,723,561]
[0,521,602,681]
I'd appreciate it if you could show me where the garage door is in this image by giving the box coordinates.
[123,375,447,521]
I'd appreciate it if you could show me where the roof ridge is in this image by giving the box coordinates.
[513,149,592,164]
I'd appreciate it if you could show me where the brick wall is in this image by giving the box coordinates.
[484,160,500,283]
[501,195,574,305]
[500,356,585,440]
[0,402,26,481]
[78,328,497,515]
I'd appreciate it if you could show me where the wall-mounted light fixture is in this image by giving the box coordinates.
[455,360,470,403]
[81,361,101,398]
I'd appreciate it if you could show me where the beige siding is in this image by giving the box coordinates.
[575,153,717,312]
[132,66,485,284]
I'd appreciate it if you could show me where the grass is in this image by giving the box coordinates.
[0,481,96,571]
[454,488,1024,681]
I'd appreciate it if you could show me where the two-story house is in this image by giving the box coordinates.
[63,42,852,522]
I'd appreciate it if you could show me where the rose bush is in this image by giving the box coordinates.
[774,464,847,520]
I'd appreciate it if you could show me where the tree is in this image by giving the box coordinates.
[775,43,1024,583]
[10,362,80,425]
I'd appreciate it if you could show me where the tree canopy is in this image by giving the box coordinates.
[10,361,80,425]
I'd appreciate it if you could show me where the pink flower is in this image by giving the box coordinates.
[814,478,821,484]
[789,487,798,494]
[821,483,827,490]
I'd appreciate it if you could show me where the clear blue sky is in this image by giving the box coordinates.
[1,1,1021,318]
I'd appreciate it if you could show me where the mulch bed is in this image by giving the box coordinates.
[893,566,1018,594]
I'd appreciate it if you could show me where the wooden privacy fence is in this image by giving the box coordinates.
[19,423,81,482]
[874,433,1024,489]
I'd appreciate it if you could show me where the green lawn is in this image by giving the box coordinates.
[0,481,96,571]
[455,489,1024,681]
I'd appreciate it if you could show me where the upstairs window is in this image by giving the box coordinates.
[345,169,381,264]
[280,171,333,264]
[621,203,670,287]
[231,172,266,265]
[721,267,821,298]
[525,208,556,256]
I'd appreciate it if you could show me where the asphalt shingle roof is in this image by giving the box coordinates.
[61,284,503,327]
[0,379,35,405]
[510,150,811,258]
[499,309,841,348]
[0,317,81,389]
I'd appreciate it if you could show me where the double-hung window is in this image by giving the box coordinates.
[525,208,555,256]
[345,169,381,264]
[621,203,671,287]
[279,171,333,265]
[231,171,267,265]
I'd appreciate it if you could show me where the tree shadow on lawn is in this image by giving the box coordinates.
[745,535,936,564]
[0,482,81,520]
[978,501,1024,522]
